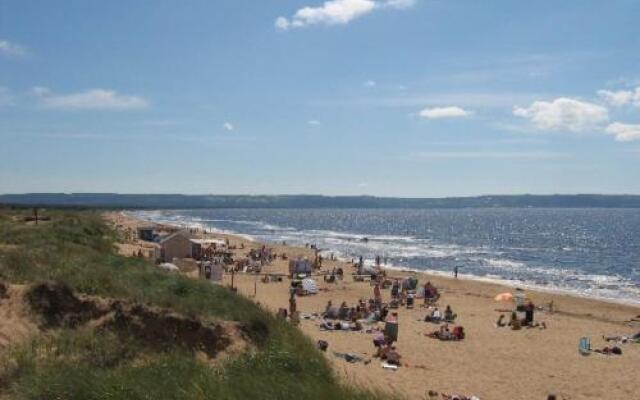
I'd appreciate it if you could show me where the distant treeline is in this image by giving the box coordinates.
[1,193,640,209]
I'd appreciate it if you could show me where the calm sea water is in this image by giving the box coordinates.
[133,208,640,304]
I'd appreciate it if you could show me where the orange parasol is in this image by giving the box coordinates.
[494,292,513,302]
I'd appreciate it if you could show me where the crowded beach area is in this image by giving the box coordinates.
[106,212,640,400]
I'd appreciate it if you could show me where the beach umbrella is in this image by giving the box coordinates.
[494,292,513,302]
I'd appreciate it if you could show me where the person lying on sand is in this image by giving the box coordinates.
[604,331,640,343]
[320,318,362,331]
[425,323,465,341]
[376,343,402,365]
[594,346,623,355]
[441,394,481,400]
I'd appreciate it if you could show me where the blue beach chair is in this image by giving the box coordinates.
[579,337,591,356]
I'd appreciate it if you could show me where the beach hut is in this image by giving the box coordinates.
[137,226,155,241]
[159,230,194,262]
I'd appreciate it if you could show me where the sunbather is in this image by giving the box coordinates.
[594,346,622,355]
[425,307,442,323]
[425,323,465,341]
[444,305,457,322]
[338,301,350,320]
[604,331,640,343]
[508,311,521,330]
[378,343,402,365]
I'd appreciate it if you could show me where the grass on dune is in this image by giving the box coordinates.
[0,209,395,400]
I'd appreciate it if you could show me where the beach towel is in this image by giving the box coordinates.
[579,337,591,356]
[381,361,398,370]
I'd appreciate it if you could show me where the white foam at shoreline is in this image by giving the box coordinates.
[129,210,640,306]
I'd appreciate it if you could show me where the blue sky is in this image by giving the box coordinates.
[1,0,639,197]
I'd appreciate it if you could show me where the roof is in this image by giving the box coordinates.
[189,238,226,246]
[159,230,192,244]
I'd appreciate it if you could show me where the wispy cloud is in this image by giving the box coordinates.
[223,122,234,131]
[413,151,568,160]
[308,119,321,125]
[275,0,414,30]
[0,39,27,57]
[597,87,640,108]
[338,91,548,109]
[605,123,640,142]
[363,80,377,88]
[34,87,149,111]
[419,106,470,119]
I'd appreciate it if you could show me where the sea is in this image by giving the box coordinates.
[131,208,640,305]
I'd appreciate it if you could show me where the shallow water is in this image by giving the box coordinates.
[133,208,640,304]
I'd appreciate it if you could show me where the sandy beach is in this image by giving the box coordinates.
[106,212,640,400]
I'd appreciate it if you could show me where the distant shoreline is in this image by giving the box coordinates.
[4,193,640,209]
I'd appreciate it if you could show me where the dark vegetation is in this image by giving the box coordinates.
[1,193,640,209]
[0,209,390,400]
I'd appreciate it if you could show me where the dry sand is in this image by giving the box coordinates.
[107,212,640,400]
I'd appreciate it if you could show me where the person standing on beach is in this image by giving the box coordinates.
[289,295,297,316]
[454,265,459,279]
[374,283,382,305]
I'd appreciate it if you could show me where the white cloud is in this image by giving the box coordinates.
[363,80,377,87]
[275,0,414,30]
[223,122,234,131]
[383,0,416,9]
[0,87,13,107]
[34,87,148,110]
[0,39,27,57]
[308,119,321,125]
[513,97,608,132]
[597,87,640,107]
[419,106,470,119]
[605,122,640,142]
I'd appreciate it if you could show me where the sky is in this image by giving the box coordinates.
[1,0,639,197]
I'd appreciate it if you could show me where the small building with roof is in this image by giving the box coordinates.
[159,230,194,262]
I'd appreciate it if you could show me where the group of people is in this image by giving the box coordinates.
[323,267,344,283]
[425,323,466,341]
[496,301,545,330]
[424,305,457,323]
